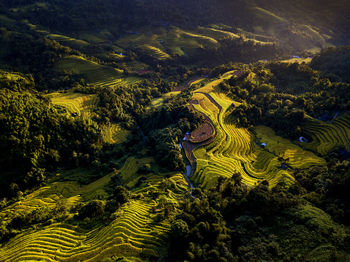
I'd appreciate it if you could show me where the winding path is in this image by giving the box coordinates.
[180,72,263,188]
[183,90,281,184]
[182,91,222,175]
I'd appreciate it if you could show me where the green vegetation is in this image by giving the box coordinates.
[0,1,350,261]
[311,46,350,82]
[54,55,123,84]
[169,170,350,261]
[0,72,101,198]
[189,81,295,189]
[46,91,99,119]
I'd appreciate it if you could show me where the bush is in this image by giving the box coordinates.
[78,200,105,219]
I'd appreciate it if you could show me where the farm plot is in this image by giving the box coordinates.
[0,200,167,262]
[46,91,98,119]
[54,55,123,83]
[101,123,130,144]
[302,114,350,155]
[187,91,291,188]
[0,157,189,262]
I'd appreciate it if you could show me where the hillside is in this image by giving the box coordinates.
[0,1,350,261]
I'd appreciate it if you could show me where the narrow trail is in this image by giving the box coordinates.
[184,165,194,197]
[181,76,259,190]
[196,92,227,142]
[183,91,273,184]
[182,91,222,173]
[180,87,221,193]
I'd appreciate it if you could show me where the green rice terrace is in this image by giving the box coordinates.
[1,0,350,261]
[2,62,350,261]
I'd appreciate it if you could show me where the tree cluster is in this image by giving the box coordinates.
[0,71,101,198]
[140,93,202,171]
[169,159,350,261]
[222,60,350,138]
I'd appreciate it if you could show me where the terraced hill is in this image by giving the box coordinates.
[0,200,166,261]
[116,26,273,62]
[3,66,349,261]
[303,114,350,155]
[101,123,131,145]
[46,91,134,145]
[255,126,326,169]
[182,71,331,189]
[0,157,189,262]
[46,91,98,119]
[189,91,294,188]
[54,55,123,84]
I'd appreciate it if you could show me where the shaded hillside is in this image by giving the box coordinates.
[310,46,350,82]
[1,0,350,54]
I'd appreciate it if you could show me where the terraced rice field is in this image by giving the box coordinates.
[101,123,130,144]
[54,55,123,83]
[0,200,168,262]
[46,91,98,118]
[195,70,237,93]
[93,76,142,90]
[0,157,189,261]
[147,91,181,110]
[116,26,272,62]
[188,90,291,188]
[302,114,350,155]
[116,26,220,61]
[255,126,326,168]
[184,73,350,189]
[47,34,89,49]
[333,114,350,151]
[184,75,330,189]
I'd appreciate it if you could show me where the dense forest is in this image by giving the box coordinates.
[0,72,101,197]
[168,162,350,261]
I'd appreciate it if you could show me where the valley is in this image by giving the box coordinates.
[0,1,350,261]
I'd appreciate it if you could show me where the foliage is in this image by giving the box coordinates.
[0,72,101,197]
[140,93,202,171]
[0,32,85,90]
[310,46,350,82]
[169,168,350,261]
[0,2,349,261]
[224,62,350,138]
[77,200,105,219]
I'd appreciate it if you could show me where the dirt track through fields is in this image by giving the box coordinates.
[182,92,223,176]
